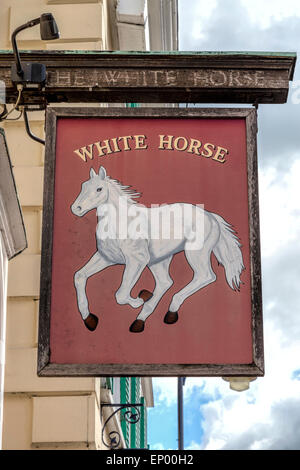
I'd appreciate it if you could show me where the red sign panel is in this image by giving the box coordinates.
[38,107,263,377]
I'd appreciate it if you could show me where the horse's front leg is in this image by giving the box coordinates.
[115,255,149,310]
[129,256,174,333]
[74,251,113,331]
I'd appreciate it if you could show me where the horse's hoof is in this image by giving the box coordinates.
[164,311,178,325]
[129,319,145,333]
[84,313,98,331]
[138,289,153,302]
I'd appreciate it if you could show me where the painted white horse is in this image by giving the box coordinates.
[71,166,245,333]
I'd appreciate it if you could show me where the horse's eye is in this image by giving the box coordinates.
[97,187,102,192]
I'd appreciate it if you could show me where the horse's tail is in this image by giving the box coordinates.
[211,213,245,291]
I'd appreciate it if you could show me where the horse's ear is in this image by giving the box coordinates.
[90,168,97,179]
[99,166,107,180]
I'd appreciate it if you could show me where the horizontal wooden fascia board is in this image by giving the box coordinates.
[0,51,296,105]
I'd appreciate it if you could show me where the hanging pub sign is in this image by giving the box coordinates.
[37,107,263,377]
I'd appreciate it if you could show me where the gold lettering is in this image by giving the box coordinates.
[187,138,202,155]
[201,143,215,158]
[74,144,94,162]
[173,136,188,151]
[94,139,113,157]
[212,146,228,163]
[159,135,174,150]
[134,135,148,150]
[73,135,229,165]
[110,137,121,153]
[118,136,132,151]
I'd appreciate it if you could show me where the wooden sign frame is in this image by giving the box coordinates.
[38,107,264,377]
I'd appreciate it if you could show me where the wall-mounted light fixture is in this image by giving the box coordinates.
[9,13,59,145]
[11,13,59,86]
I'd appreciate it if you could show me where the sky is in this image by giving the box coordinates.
[148,0,300,450]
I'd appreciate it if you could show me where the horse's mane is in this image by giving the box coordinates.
[106,177,141,204]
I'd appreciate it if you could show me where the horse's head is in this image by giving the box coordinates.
[71,166,109,217]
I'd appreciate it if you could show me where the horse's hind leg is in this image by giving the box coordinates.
[129,256,173,333]
[74,251,113,331]
[165,247,216,324]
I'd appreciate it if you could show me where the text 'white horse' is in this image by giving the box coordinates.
[71,166,245,333]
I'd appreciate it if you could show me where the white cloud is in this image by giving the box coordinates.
[179,0,300,52]
[259,158,300,257]
[151,442,166,450]
[189,322,300,449]
[185,440,203,450]
[180,0,300,36]
[179,0,218,42]
[153,377,178,407]
[241,0,300,29]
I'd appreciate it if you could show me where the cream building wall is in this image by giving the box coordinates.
[1,0,116,450]
[1,0,178,450]
[0,232,8,449]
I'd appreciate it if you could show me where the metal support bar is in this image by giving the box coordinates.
[178,377,186,450]
[23,108,45,145]
[101,403,144,449]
